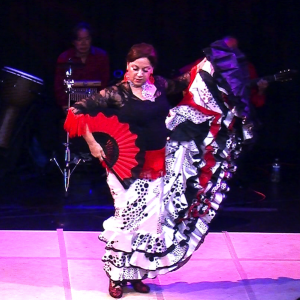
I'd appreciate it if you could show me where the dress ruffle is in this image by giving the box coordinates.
[165,60,248,224]
[203,39,251,118]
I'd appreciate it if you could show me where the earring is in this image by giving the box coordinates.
[124,71,129,82]
[149,74,155,84]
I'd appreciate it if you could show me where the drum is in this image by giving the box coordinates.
[0,67,44,149]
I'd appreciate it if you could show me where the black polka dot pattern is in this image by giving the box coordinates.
[167,106,211,131]
[132,234,167,254]
[119,180,150,230]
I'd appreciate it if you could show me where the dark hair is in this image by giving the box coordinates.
[71,22,93,41]
[126,43,158,68]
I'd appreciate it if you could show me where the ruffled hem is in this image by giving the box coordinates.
[98,215,208,281]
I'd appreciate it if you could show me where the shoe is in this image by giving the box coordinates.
[109,279,123,298]
[131,280,150,293]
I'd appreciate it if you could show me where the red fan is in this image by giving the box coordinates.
[64,111,141,187]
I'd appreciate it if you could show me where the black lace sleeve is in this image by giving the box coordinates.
[164,72,191,95]
[73,84,126,115]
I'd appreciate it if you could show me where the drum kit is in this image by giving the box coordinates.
[0,62,101,196]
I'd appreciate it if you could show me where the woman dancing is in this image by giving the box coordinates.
[64,41,253,298]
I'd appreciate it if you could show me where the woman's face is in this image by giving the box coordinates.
[127,57,154,87]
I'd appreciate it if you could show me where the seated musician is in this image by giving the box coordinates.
[54,21,110,112]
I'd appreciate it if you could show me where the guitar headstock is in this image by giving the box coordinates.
[274,69,298,82]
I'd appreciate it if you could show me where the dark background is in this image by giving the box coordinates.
[0,0,299,159]
[0,0,300,232]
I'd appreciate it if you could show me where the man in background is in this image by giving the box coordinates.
[54,21,110,111]
[31,22,111,175]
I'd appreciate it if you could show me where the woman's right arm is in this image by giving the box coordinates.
[68,87,122,160]
[82,124,106,162]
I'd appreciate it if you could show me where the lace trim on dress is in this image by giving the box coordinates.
[141,82,157,101]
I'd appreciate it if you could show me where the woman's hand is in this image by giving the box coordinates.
[69,99,87,114]
[82,126,105,161]
[196,58,207,72]
[69,106,79,114]
[88,142,106,162]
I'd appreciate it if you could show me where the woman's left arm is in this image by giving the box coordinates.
[165,58,207,95]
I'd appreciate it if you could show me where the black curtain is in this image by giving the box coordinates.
[0,0,299,161]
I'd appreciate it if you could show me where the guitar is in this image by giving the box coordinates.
[249,69,298,87]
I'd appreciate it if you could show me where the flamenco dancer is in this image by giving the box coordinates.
[64,41,253,298]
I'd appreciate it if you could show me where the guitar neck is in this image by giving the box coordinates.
[249,75,276,87]
[248,69,297,87]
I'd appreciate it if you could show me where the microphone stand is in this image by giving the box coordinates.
[50,67,85,197]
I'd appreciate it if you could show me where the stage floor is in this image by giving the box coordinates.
[1,230,299,300]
